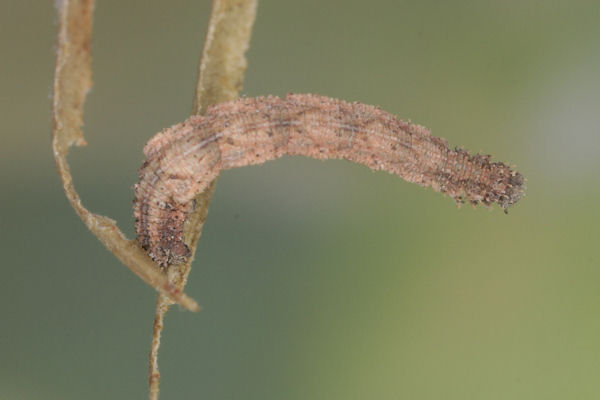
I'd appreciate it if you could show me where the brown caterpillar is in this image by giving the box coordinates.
[134,94,524,267]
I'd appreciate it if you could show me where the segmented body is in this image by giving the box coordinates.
[134,94,524,266]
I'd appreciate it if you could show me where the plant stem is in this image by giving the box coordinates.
[147,1,257,398]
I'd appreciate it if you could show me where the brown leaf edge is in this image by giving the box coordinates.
[148,1,258,399]
[51,0,199,312]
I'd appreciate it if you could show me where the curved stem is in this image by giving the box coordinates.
[52,0,199,311]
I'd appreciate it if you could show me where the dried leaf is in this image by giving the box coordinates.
[51,0,199,311]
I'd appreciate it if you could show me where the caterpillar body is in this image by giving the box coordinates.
[134,94,524,267]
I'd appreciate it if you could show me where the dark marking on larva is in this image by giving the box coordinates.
[134,94,525,267]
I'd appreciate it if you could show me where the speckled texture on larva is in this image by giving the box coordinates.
[134,94,524,267]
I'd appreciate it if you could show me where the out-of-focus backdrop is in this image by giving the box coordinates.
[2,1,599,399]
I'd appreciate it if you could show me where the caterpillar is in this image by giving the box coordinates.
[134,94,524,267]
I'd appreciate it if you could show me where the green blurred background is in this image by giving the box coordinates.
[2,1,600,399]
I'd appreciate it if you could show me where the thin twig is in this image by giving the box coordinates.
[148,293,170,400]
[148,1,257,398]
